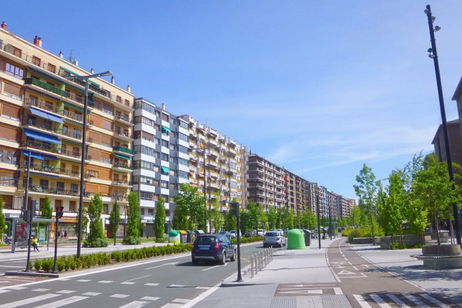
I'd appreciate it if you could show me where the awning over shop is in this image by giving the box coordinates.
[30,107,63,123]
[24,129,61,144]
[114,153,131,160]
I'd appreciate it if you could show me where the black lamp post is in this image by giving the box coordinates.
[425,5,461,246]
[67,71,112,258]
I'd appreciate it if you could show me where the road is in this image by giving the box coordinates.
[0,242,262,308]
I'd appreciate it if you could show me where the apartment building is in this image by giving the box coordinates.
[132,98,189,227]
[180,115,245,211]
[285,170,309,214]
[0,25,133,237]
[247,154,286,210]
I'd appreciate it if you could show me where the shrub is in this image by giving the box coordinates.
[123,236,141,245]
[34,259,42,271]
[83,238,108,248]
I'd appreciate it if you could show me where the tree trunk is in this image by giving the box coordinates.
[435,215,441,246]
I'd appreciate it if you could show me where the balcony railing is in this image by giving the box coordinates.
[30,185,79,196]
[21,140,80,158]
[0,178,16,187]
[24,77,67,97]
[62,108,83,121]
[23,163,80,177]
[115,114,130,123]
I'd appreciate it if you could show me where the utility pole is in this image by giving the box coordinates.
[425,4,461,246]
[316,185,321,249]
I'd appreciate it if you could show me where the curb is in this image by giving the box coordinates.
[5,271,59,278]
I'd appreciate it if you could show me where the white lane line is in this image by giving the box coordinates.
[195,286,209,290]
[160,304,182,308]
[0,289,10,294]
[353,294,372,308]
[402,294,429,307]
[121,281,136,285]
[144,283,159,286]
[333,287,343,295]
[140,296,160,301]
[0,293,60,308]
[34,296,88,308]
[144,262,177,270]
[420,294,450,308]
[82,292,101,296]
[57,290,75,294]
[119,301,148,308]
[168,284,185,288]
[111,294,130,298]
[0,265,23,268]
[172,298,191,304]
[386,294,409,308]
[77,279,91,282]
[8,286,27,290]
[202,265,220,272]
[125,274,151,282]
[369,293,392,308]
[98,280,112,283]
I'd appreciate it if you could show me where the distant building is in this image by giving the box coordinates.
[432,119,462,167]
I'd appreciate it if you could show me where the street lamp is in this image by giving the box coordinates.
[67,71,112,258]
[191,144,210,232]
[424,5,461,246]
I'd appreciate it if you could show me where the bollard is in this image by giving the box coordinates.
[250,255,254,278]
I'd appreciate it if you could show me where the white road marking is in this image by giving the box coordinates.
[172,298,191,304]
[32,288,50,292]
[0,289,10,294]
[144,283,159,286]
[369,293,392,308]
[386,294,409,308]
[0,265,23,268]
[0,293,60,308]
[337,270,356,275]
[168,284,185,288]
[402,294,429,307]
[98,280,112,283]
[82,292,101,296]
[126,274,151,282]
[8,286,27,290]
[119,300,148,308]
[111,294,130,298]
[160,304,182,308]
[121,281,136,285]
[333,287,343,295]
[57,290,75,294]
[202,265,220,272]
[352,266,359,270]
[420,294,450,308]
[144,262,177,270]
[195,286,209,290]
[353,294,372,308]
[140,296,160,301]
[34,296,88,308]
[77,279,91,282]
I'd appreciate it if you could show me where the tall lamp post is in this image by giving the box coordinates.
[67,71,112,258]
[192,144,210,232]
[425,5,461,246]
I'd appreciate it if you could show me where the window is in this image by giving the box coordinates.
[179,121,188,129]
[32,56,41,66]
[161,140,169,148]
[178,145,189,154]
[116,95,122,103]
[87,169,99,178]
[69,201,76,212]
[40,179,49,190]
[178,133,188,142]
[71,183,78,193]
[134,145,159,158]
[160,181,168,188]
[179,171,189,179]
[47,63,56,73]
[140,191,153,200]
[160,153,168,161]
[57,182,65,193]
[7,45,22,57]
[178,158,188,166]
[124,99,130,106]
[5,62,24,79]
[162,113,169,122]
[155,110,160,118]
[2,82,22,99]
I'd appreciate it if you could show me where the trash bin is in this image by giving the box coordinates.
[179,230,188,243]
[302,230,311,246]
[186,230,195,243]
[287,229,306,249]
[169,230,180,244]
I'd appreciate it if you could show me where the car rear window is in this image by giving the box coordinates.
[196,236,217,244]
[265,232,278,236]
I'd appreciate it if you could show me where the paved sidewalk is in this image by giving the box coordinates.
[192,239,348,308]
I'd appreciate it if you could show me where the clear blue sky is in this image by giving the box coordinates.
[3,1,462,199]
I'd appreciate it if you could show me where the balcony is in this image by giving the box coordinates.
[29,185,79,197]
[24,163,80,179]
[24,77,67,97]
[113,130,130,141]
[21,140,80,159]
[62,108,83,122]
[115,113,131,125]
[0,177,17,187]
[112,180,131,187]
[113,146,134,155]
[26,97,61,114]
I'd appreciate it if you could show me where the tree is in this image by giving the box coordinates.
[349,206,362,227]
[301,209,317,230]
[124,191,141,244]
[0,197,6,243]
[154,196,166,240]
[173,184,206,230]
[40,196,52,219]
[354,164,380,238]
[108,201,120,246]
[224,210,236,231]
[411,154,461,244]
[267,206,278,229]
[84,194,107,247]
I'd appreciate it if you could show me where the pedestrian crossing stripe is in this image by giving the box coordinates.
[354,293,453,308]
[0,293,60,308]
[34,296,87,308]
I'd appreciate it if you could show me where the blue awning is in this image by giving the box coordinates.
[22,150,45,160]
[30,171,59,178]
[24,129,61,145]
[30,107,63,123]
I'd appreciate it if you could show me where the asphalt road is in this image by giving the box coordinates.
[0,242,264,308]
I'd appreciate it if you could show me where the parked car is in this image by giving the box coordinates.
[256,229,265,236]
[191,234,236,265]
[229,230,242,238]
[263,231,287,248]
[219,231,231,238]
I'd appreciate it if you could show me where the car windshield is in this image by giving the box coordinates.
[196,236,217,244]
[265,232,278,236]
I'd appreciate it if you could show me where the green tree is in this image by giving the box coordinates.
[108,201,120,246]
[84,194,107,247]
[247,201,266,230]
[224,210,237,231]
[124,191,141,244]
[349,206,362,227]
[40,196,52,219]
[154,196,166,240]
[354,164,380,238]
[173,184,206,230]
[301,209,317,230]
[0,197,6,243]
[267,206,278,229]
[410,154,461,244]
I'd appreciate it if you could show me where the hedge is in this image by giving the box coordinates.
[230,236,264,244]
[33,244,192,273]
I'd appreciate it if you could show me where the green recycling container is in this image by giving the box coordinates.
[287,229,306,249]
[169,230,180,244]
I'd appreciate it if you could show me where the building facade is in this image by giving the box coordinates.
[0,25,133,238]
[132,99,190,227]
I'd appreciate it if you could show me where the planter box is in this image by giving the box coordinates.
[379,234,425,249]
[412,244,462,269]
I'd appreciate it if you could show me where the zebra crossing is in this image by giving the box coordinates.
[353,292,453,308]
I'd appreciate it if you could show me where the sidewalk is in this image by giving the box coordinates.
[192,239,348,308]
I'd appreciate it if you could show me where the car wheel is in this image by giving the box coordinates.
[219,252,226,265]
[230,249,236,261]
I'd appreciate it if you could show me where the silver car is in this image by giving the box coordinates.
[263,231,286,248]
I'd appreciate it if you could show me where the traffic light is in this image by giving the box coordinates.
[56,206,64,219]
[230,201,240,217]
